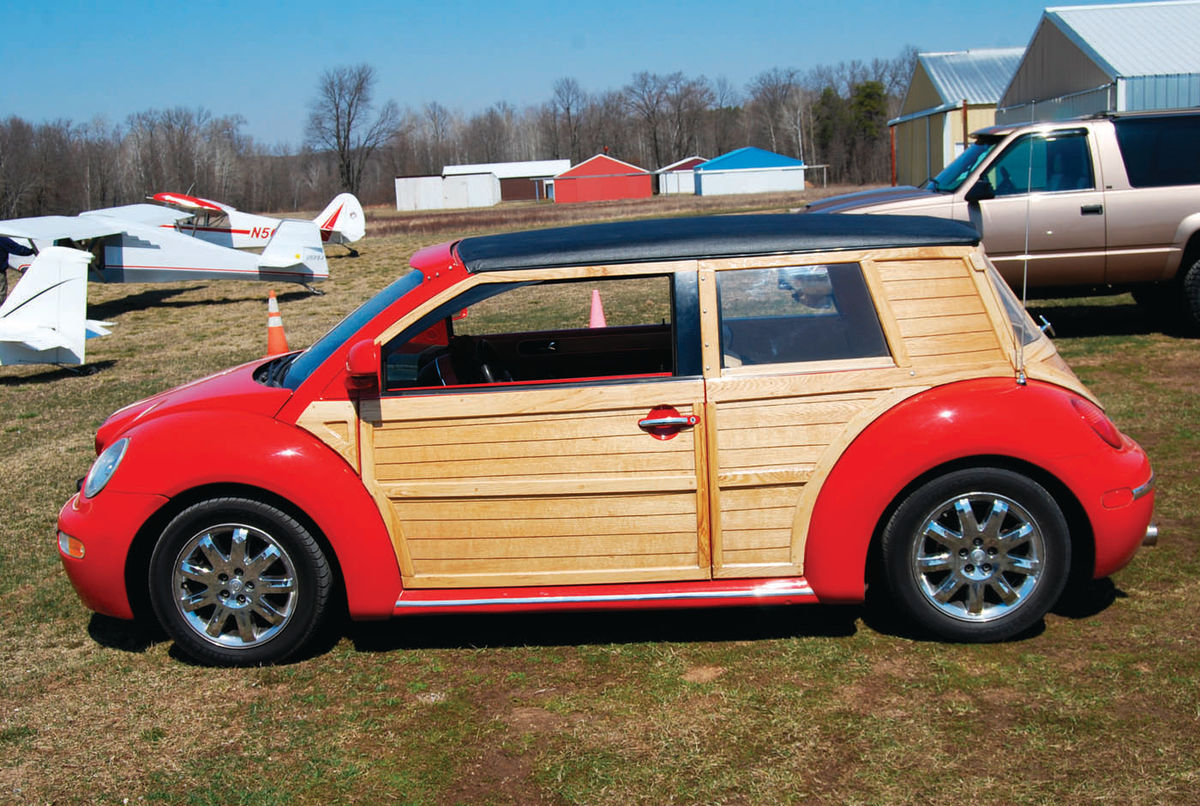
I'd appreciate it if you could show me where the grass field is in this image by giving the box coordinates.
[1,192,1198,804]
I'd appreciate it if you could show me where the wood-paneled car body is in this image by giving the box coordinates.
[57,214,1156,665]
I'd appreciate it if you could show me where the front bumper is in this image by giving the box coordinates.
[57,490,168,620]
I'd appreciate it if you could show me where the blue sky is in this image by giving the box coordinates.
[6,0,1124,147]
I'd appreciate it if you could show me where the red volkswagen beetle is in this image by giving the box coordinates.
[57,214,1155,665]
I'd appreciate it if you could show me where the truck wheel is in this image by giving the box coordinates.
[1182,256,1200,333]
[149,497,332,666]
[880,469,1070,642]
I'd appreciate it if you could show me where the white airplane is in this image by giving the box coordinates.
[1,204,329,291]
[152,192,366,255]
[0,246,112,367]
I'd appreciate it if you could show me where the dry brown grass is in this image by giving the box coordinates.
[1,192,1197,804]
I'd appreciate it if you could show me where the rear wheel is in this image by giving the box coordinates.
[880,469,1070,642]
[149,497,331,666]
[1182,256,1200,333]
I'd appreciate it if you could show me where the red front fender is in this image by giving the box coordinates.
[803,379,1153,602]
[108,411,401,619]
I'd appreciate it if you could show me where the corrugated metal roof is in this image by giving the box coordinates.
[920,48,1025,105]
[1047,0,1200,77]
[696,147,803,171]
[443,160,570,179]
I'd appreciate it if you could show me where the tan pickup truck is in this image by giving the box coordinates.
[807,110,1200,328]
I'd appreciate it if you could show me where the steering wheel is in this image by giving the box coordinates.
[448,336,512,385]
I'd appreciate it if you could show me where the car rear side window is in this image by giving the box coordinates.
[716,264,889,368]
[1114,115,1200,187]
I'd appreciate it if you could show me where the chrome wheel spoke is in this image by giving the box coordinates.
[911,490,1047,624]
[171,521,298,649]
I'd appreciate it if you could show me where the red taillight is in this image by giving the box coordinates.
[1071,397,1123,449]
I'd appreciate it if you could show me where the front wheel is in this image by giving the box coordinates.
[148,497,332,666]
[880,469,1070,642]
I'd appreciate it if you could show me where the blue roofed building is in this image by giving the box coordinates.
[693,147,805,196]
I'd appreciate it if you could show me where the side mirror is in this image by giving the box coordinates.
[345,339,380,393]
[964,179,995,203]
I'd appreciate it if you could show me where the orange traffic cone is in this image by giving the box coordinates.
[267,290,290,355]
[589,289,607,328]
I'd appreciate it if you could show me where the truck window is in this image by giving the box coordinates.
[1114,115,1200,187]
[984,131,1094,196]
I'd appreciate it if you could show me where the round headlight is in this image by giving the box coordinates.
[83,438,129,499]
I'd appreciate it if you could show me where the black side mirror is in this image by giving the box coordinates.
[964,180,995,203]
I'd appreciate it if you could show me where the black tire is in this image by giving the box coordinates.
[1182,256,1200,334]
[148,497,332,666]
[880,469,1070,642]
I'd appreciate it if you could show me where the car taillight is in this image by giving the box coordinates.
[1071,397,1123,449]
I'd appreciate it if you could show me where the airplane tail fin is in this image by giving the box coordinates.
[258,220,329,281]
[313,193,365,245]
[0,246,95,365]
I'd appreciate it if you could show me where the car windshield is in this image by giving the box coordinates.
[278,270,425,390]
[925,137,1002,192]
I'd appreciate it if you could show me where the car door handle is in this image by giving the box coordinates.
[638,406,699,440]
[1080,204,1103,215]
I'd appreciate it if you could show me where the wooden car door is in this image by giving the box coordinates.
[358,271,712,589]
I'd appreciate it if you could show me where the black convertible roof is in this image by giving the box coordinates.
[455,213,980,272]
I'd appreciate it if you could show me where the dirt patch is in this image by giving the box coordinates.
[682,665,726,684]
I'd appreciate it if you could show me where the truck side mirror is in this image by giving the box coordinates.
[345,339,380,394]
[965,179,995,203]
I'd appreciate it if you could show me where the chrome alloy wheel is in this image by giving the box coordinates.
[910,492,1046,623]
[170,522,299,648]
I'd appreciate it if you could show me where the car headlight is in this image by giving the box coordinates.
[83,438,129,499]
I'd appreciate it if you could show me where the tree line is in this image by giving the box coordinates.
[1,46,915,219]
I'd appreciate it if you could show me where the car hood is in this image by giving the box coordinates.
[805,186,948,214]
[95,356,293,452]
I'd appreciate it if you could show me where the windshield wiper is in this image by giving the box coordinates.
[264,353,299,387]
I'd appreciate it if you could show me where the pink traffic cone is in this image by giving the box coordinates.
[589,289,607,328]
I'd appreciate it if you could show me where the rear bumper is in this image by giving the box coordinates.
[1087,442,1155,579]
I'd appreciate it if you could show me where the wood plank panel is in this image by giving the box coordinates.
[363,378,710,587]
[880,276,978,300]
[407,532,698,560]
[897,312,994,338]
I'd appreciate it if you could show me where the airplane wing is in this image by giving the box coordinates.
[152,192,234,214]
[0,215,125,242]
[83,204,193,228]
[1,205,192,242]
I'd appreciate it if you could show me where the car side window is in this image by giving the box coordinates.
[716,264,889,367]
[382,275,677,391]
[1114,115,1200,187]
[984,131,1094,196]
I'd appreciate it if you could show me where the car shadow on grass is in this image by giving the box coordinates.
[347,603,862,654]
[87,613,166,654]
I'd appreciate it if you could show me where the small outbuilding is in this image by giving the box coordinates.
[553,155,654,204]
[998,0,1200,123]
[693,147,805,196]
[655,156,708,195]
[443,160,570,201]
[394,173,501,211]
[889,48,1023,187]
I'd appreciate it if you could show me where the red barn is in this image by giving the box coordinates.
[552,154,653,204]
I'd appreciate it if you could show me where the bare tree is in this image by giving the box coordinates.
[551,77,587,161]
[306,64,400,194]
